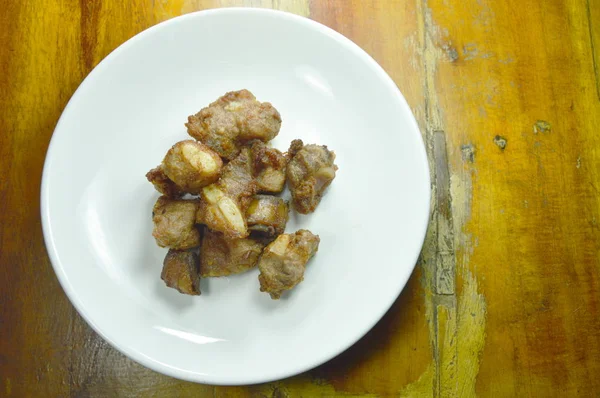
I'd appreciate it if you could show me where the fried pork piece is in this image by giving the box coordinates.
[161,249,200,295]
[146,165,183,198]
[218,147,257,203]
[250,141,287,194]
[246,195,289,237]
[186,89,282,160]
[152,196,201,249]
[258,229,320,299]
[162,140,223,194]
[197,148,258,238]
[286,139,338,214]
[200,229,266,277]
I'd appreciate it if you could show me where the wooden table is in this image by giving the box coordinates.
[1,0,599,396]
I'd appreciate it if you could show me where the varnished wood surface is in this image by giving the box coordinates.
[1,0,599,396]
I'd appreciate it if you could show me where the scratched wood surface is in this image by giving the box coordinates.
[1,0,599,396]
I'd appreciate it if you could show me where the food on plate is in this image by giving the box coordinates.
[246,195,289,237]
[186,89,282,160]
[146,140,223,197]
[161,249,201,295]
[162,140,223,194]
[199,229,266,277]
[250,141,287,194]
[152,196,201,249]
[286,139,338,214]
[147,90,337,298]
[217,147,258,205]
[257,229,320,299]
[196,148,258,239]
[146,165,183,198]
[197,184,249,239]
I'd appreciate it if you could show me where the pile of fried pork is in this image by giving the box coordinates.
[146,90,337,299]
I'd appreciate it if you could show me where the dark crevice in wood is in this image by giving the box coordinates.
[587,0,600,101]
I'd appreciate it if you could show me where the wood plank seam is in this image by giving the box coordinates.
[434,131,456,297]
[586,0,600,101]
[419,1,458,396]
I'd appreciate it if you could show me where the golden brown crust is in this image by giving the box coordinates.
[218,147,258,202]
[185,89,282,160]
[258,229,320,299]
[152,196,201,249]
[199,229,265,277]
[146,165,183,198]
[196,148,259,239]
[286,139,304,160]
[246,195,289,237]
[161,249,200,295]
[162,140,223,194]
[250,141,287,194]
[286,141,338,214]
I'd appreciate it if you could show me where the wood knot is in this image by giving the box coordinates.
[533,120,551,134]
[493,135,507,150]
[442,43,459,62]
[461,144,476,163]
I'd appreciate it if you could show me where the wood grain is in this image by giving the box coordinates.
[1,0,599,396]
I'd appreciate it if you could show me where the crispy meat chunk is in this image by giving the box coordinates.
[258,229,320,299]
[246,195,289,237]
[198,185,249,239]
[162,140,223,194]
[286,139,338,214]
[161,249,200,295]
[250,141,287,194]
[197,148,258,238]
[218,147,257,203]
[152,196,201,249]
[199,229,266,277]
[286,138,304,159]
[146,165,183,198]
[185,89,282,160]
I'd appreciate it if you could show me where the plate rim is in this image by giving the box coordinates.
[41,7,431,385]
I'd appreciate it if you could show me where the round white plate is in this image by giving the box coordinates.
[41,8,430,385]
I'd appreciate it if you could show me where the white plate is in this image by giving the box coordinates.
[41,8,430,385]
